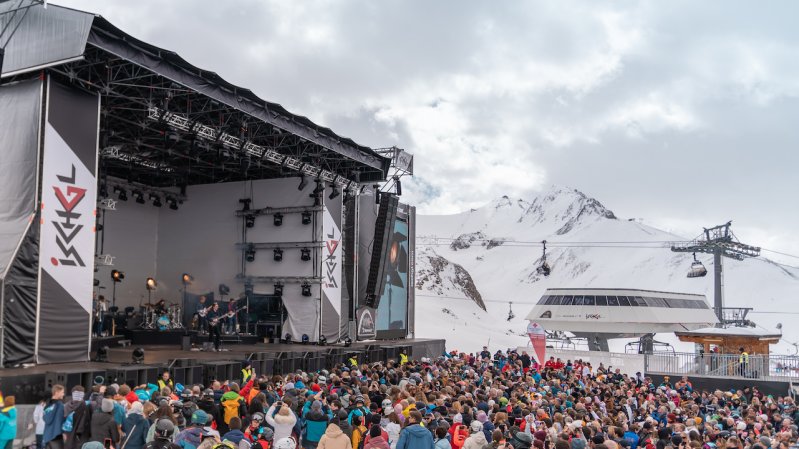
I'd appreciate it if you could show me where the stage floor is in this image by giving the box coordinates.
[0,337,445,379]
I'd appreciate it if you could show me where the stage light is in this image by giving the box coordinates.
[134,190,145,204]
[245,214,255,228]
[132,347,145,364]
[114,186,128,201]
[245,246,256,263]
[150,194,162,208]
[318,335,327,346]
[301,248,311,262]
[93,278,100,287]
[344,337,352,347]
[393,176,402,196]
[95,345,110,362]
[146,277,157,290]
[182,273,193,284]
[301,211,312,225]
[302,334,309,345]
[219,284,230,296]
[301,282,312,297]
[111,270,125,282]
[273,248,283,262]
[283,333,292,343]
[328,185,340,200]
[273,213,283,226]
[239,198,251,211]
[274,283,283,296]
[167,197,179,210]
[298,175,308,191]
[313,182,324,195]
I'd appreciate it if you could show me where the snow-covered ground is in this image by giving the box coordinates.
[413,186,799,355]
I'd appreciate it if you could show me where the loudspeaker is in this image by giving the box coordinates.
[181,336,192,351]
[365,192,399,307]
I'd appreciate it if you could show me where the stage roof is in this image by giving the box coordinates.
[0,2,391,187]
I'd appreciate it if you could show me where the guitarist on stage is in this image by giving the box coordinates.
[206,302,222,351]
[225,296,238,335]
[195,296,211,334]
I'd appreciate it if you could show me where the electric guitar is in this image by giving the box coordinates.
[209,306,248,326]
[197,304,214,317]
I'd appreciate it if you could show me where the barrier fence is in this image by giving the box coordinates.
[645,351,799,380]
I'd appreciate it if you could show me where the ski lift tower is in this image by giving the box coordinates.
[671,221,760,324]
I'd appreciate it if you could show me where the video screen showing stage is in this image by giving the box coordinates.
[375,218,409,338]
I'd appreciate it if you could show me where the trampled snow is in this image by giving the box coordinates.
[414,186,799,355]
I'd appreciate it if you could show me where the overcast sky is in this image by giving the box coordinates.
[55,0,799,261]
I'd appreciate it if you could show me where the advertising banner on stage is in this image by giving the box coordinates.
[36,79,99,364]
[321,202,343,341]
[527,321,547,365]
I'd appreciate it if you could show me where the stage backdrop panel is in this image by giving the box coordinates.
[320,197,344,341]
[0,79,43,367]
[36,79,99,364]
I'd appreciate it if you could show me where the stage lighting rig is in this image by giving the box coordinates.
[182,273,193,284]
[149,193,162,207]
[328,185,340,200]
[273,213,283,226]
[298,174,308,191]
[95,345,110,362]
[245,214,255,228]
[111,270,125,282]
[114,186,128,201]
[273,248,283,262]
[274,283,284,296]
[301,334,309,345]
[301,248,311,262]
[166,197,179,210]
[133,190,145,204]
[239,198,251,211]
[132,347,145,364]
[344,337,352,347]
[245,245,256,262]
[146,277,157,290]
[301,282,312,297]
[301,211,312,225]
[318,335,327,346]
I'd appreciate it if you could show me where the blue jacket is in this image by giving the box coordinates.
[222,429,246,445]
[396,424,434,449]
[122,413,150,449]
[43,400,65,444]
[0,406,17,441]
[302,409,329,443]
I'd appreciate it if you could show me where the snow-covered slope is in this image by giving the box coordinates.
[414,186,799,354]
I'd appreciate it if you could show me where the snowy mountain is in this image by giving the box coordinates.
[414,186,799,354]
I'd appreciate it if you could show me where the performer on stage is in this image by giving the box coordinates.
[226,296,238,335]
[206,302,222,351]
[93,294,108,337]
[195,296,209,334]
[154,299,168,315]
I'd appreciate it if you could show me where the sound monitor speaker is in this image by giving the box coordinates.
[365,192,399,308]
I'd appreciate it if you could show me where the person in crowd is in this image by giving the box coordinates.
[122,401,150,449]
[350,415,367,449]
[90,399,121,447]
[158,372,175,392]
[462,421,488,449]
[0,395,17,449]
[264,402,297,443]
[147,405,178,443]
[146,418,181,449]
[33,394,47,449]
[364,425,390,449]
[63,386,92,449]
[396,411,434,449]
[43,385,66,449]
[302,400,329,449]
[176,410,209,449]
[318,422,350,449]
[433,427,450,449]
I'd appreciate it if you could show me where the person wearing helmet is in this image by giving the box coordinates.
[145,419,181,449]
[251,428,274,449]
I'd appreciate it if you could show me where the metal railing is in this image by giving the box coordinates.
[645,352,799,380]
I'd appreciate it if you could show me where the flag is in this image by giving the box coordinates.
[527,321,546,365]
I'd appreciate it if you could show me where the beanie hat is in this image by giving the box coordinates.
[101,398,114,413]
[191,409,209,425]
[477,411,488,423]
[129,401,144,415]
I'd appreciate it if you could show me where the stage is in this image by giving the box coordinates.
[0,338,445,404]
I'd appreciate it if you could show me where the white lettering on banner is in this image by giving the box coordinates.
[322,206,341,315]
[39,123,96,313]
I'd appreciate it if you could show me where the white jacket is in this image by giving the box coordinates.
[462,432,488,449]
[264,404,297,442]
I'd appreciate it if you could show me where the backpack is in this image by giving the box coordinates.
[62,412,75,432]
[222,401,240,424]
[354,427,365,449]
[452,425,468,448]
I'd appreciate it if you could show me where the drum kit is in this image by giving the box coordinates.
[139,302,184,331]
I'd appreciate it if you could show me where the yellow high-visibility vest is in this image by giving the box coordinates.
[400,353,408,365]
[739,352,749,363]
